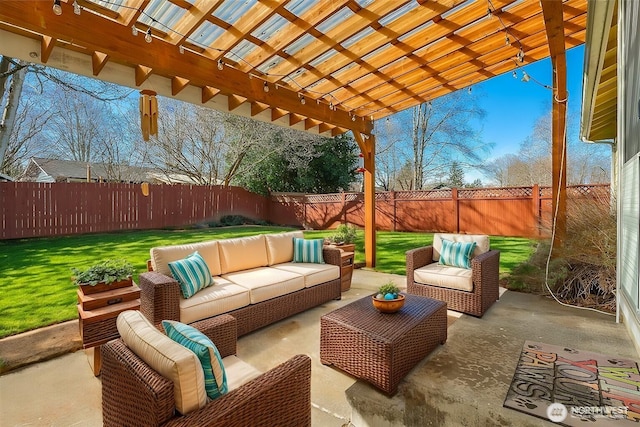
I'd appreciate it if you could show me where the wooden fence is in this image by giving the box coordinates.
[1,182,610,239]
[1,182,268,239]
[271,184,611,237]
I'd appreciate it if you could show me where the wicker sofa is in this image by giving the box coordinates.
[101,313,311,427]
[140,231,342,336]
[406,233,500,317]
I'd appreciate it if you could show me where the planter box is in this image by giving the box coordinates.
[78,278,133,295]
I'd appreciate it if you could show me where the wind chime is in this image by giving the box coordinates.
[139,90,158,141]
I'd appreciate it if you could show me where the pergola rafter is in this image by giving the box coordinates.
[0,0,587,267]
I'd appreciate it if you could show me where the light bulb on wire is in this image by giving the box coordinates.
[217,59,224,70]
[263,82,269,93]
[73,0,81,15]
[52,0,62,15]
[145,28,152,43]
[522,71,530,82]
[132,26,139,36]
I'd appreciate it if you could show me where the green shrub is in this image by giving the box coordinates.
[71,259,134,286]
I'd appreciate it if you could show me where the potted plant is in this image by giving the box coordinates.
[72,259,135,295]
[372,281,405,313]
[326,223,358,253]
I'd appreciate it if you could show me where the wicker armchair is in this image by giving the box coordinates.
[406,233,500,317]
[101,314,311,427]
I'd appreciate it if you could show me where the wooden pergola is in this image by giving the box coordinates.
[0,0,587,266]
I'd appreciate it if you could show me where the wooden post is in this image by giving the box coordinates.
[353,132,376,268]
[551,54,568,247]
[541,0,568,250]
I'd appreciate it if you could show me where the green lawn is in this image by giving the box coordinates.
[0,226,535,338]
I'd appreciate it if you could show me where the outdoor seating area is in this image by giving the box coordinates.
[0,269,635,426]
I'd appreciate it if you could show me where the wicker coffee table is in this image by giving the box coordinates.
[320,293,447,395]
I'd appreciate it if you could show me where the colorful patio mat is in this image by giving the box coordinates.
[504,341,639,425]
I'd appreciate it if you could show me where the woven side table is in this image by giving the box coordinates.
[320,294,447,395]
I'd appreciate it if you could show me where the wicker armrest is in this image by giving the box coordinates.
[164,354,312,427]
[471,249,500,293]
[189,315,237,358]
[102,339,176,427]
[322,246,342,266]
[406,246,434,284]
[139,271,182,326]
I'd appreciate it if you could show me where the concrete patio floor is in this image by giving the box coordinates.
[0,269,636,426]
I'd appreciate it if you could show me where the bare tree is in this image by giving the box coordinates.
[486,111,611,186]
[380,90,489,190]
[0,55,132,175]
[144,98,227,185]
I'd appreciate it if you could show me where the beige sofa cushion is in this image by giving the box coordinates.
[151,240,221,276]
[265,231,304,266]
[179,277,251,324]
[116,310,207,415]
[273,263,340,288]
[432,233,489,263]
[223,267,305,304]
[414,263,473,292]
[218,235,268,274]
[222,355,262,392]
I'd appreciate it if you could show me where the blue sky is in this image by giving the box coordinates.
[474,44,585,160]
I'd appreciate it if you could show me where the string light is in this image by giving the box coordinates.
[299,94,306,105]
[505,34,510,45]
[54,0,376,118]
[522,71,530,82]
[263,81,269,93]
[512,70,517,79]
[487,8,492,18]
[52,0,62,15]
[516,48,525,63]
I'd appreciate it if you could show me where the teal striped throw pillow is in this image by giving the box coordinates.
[293,238,325,263]
[162,320,228,400]
[168,251,213,299]
[439,239,476,269]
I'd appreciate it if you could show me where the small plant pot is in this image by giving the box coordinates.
[372,294,405,313]
[78,278,133,295]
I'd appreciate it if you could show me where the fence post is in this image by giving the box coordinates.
[532,184,540,237]
[391,191,397,232]
[341,192,346,223]
[452,188,459,233]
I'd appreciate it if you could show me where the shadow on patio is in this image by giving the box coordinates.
[0,269,634,426]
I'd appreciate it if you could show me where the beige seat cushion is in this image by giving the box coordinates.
[116,310,207,415]
[218,235,268,274]
[432,233,489,263]
[179,277,251,324]
[151,240,221,276]
[265,231,304,265]
[273,262,340,288]
[222,267,305,304]
[222,355,262,392]
[414,263,473,292]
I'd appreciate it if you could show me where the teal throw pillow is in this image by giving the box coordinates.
[293,238,325,263]
[162,320,228,400]
[168,251,213,299]
[439,239,476,269]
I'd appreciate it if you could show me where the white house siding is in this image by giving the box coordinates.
[618,0,640,354]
